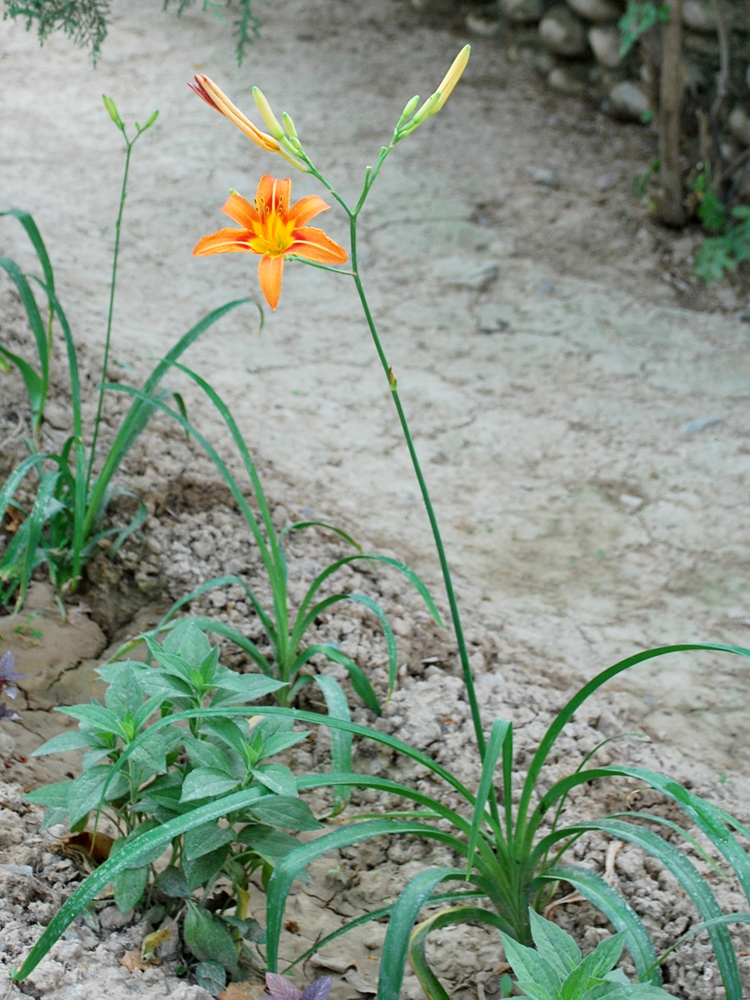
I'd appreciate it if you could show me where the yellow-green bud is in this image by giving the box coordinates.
[282,111,299,139]
[252,87,286,141]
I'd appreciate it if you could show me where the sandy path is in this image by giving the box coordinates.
[2,0,750,774]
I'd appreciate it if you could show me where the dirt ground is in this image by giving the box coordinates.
[1,0,750,997]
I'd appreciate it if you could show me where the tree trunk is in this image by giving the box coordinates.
[655,0,687,226]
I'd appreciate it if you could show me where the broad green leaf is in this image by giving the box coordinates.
[529,908,581,978]
[184,822,236,861]
[236,824,303,866]
[252,763,297,798]
[259,730,310,759]
[184,844,230,891]
[56,703,124,739]
[155,866,189,898]
[182,737,233,774]
[195,961,226,998]
[183,902,239,978]
[112,864,148,913]
[500,933,560,998]
[180,768,239,803]
[587,931,626,979]
[249,795,321,831]
[31,731,95,756]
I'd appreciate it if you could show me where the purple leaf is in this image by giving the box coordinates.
[0,651,24,699]
[265,973,303,1000]
[301,977,332,1000]
[0,703,22,723]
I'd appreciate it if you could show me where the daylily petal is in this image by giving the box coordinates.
[190,75,281,152]
[255,175,292,217]
[258,255,284,310]
[288,227,348,264]
[222,191,261,229]
[193,228,253,255]
[289,194,330,228]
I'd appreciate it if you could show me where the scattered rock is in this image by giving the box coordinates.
[682,0,716,33]
[547,66,587,96]
[619,493,644,513]
[529,166,560,187]
[596,174,617,191]
[465,9,502,35]
[607,81,650,122]
[99,905,135,931]
[433,256,499,292]
[565,0,623,23]
[588,25,622,68]
[735,310,750,323]
[500,0,546,22]
[729,106,750,148]
[682,417,722,435]
[43,400,70,431]
[539,5,589,58]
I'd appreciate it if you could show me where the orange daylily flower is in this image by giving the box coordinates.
[193,175,348,310]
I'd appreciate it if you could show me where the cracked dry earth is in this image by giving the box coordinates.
[2,0,750,997]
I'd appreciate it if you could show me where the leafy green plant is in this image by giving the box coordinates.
[105,363,441,720]
[25,620,318,984]
[694,207,750,283]
[0,98,252,611]
[183,54,750,1000]
[13,43,750,1000]
[498,909,671,999]
[3,0,261,64]
[618,1,670,58]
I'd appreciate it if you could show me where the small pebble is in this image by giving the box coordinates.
[682,417,722,435]
[530,167,559,188]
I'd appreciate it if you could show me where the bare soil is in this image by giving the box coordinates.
[1,1,750,997]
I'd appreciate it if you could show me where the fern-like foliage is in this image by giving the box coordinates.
[2,0,260,64]
[3,0,110,61]
[163,0,261,64]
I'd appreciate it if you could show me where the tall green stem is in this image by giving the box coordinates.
[347,214,488,762]
[86,137,133,489]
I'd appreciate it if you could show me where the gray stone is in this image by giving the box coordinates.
[433,257,499,292]
[589,25,622,68]
[547,66,586,95]
[466,9,502,35]
[500,0,545,23]
[99,906,134,931]
[682,0,716,33]
[682,417,722,435]
[747,64,750,95]
[529,166,559,187]
[729,106,750,148]
[566,0,623,23]
[607,81,650,122]
[596,174,618,191]
[539,4,589,57]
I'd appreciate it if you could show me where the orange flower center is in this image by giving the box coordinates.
[249,195,295,258]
